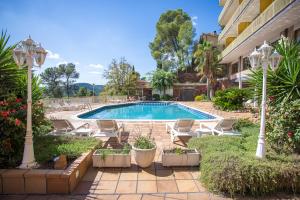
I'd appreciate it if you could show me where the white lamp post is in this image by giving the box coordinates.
[13,36,47,168]
[248,41,281,159]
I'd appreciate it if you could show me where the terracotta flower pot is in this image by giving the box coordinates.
[132,145,156,168]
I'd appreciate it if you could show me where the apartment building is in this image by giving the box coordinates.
[218,0,300,88]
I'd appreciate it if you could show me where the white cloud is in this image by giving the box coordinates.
[89,64,104,69]
[57,61,68,65]
[46,50,60,60]
[88,71,102,74]
[192,16,198,26]
[74,61,80,65]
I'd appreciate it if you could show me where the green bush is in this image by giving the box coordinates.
[152,94,160,101]
[213,88,251,111]
[188,125,300,196]
[233,118,254,131]
[266,100,300,154]
[34,135,100,163]
[0,96,52,168]
[194,94,207,101]
[161,94,172,101]
[133,135,155,149]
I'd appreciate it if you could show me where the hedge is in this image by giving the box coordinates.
[188,125,300,197]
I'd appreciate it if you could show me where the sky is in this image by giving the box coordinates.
[0,0,221,85]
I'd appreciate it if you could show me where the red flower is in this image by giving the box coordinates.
[287,131,294,138]
[0,101,8,106]
[15,118,21,126]
[16,98,22,103]
[20,105,27,110]
[0,111,10,118]
[10,109,16,113]
[269,96,276,101]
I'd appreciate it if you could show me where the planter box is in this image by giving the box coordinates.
[162,149,200,167]
[93,150,131,168]
[24,169,49,194]
[2,169,28,194]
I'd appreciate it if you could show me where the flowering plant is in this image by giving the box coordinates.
[0,95,51,167]
[266,99,300,154]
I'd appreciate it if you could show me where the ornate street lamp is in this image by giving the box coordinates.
[248,41,282,159]
[13,36,47,168]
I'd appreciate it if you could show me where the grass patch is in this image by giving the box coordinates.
[188,124,300,197]
[34,135,101,164]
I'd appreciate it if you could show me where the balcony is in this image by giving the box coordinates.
[219,0,227,6]
[218,0,240,26]
[219,0,259,43]
[219,0,295,61]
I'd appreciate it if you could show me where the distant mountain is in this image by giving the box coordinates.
[74,83,104,95]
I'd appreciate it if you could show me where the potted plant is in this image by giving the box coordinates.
[132,136,156,168]
[92,144,131,167]
[162,148,200,167]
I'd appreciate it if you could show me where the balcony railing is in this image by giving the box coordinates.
[219,0,252,42]
[220,0,294,60]
[218,0,234,25]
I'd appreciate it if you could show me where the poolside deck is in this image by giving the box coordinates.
[2,102,296,199]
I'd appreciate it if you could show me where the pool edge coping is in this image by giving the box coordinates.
[73,101,223,122]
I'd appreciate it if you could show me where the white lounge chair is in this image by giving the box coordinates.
[94,120,124,141]
[50,119,93,136]
[166,119,196,143]
[196,118,240,136]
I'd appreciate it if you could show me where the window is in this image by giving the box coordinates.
[231,62,239,74]
[295,28,300,43]
[243,57,251,70]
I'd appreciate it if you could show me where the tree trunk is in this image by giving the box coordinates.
[206,79,211,100]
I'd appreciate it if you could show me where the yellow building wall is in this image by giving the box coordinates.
[260,0,274,13]
[238,22,251,34]
[226,37,236,47]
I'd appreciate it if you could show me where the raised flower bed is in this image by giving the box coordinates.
[92,146,131,168]
[162,148,200,167]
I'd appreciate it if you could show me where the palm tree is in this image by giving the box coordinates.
[248,38,300,105]
[193,41,223,100]
[0,31,22,98]
[151,69,175,96]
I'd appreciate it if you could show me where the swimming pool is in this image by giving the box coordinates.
[78,102,217,120]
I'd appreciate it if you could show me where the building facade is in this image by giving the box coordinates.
[218,0,300,88]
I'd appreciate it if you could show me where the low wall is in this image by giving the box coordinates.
[0,150,93,194]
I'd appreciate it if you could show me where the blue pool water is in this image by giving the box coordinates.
[78,102,216,120]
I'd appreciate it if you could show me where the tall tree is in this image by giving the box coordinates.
[194,41,223,99]
[77,87,88,97]
[58,63,79,98]
[150,69,175,96]
[0,31,22,98]
[40,67,63,98]
[103,58,140,95]
[149,9,195,72]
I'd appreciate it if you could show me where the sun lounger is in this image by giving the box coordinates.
[94,120,124,141]
[50,119,93,136]
[196,118,240,136]
[166,119,196,143]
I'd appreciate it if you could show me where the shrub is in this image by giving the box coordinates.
[194,94,206,101]
[213,88,251,111]
[133,135,155,149]
[152,94,160,101]
[188,125,300,196]
[0,96,52,168]
[233,118,254,131]
[34,135,100,163]
[161,94,172,101]
[266,99,300,154]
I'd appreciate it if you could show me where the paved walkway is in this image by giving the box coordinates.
[0,102,282,200]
